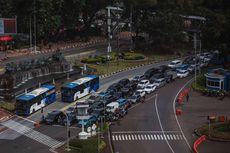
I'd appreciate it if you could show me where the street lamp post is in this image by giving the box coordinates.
[64,112,71,151]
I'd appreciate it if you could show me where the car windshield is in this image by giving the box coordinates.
[67,107,75,112]
[170,62,176,65]
[155,81,160,83]
[46,113,56,120]
[130,96,137,99]
[146,86,152,89]
[139,82,145,84]
[134,76,140,79]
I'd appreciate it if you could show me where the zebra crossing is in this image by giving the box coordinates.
[112,131,184,141]
[1,120,63,148]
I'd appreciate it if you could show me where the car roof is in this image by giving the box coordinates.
[140,79,148,82]
[49,110,62,115]
[178,69,187,72]
[155,78,165,81]
[107,102,118,107]
[170,60,181,63]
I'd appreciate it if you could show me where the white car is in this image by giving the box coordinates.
[168,60,182,68]
[137,80,150,89]
[177,70,189,78]
[135,89,146,98]
[144,84,156,94]
[152,78,166,88]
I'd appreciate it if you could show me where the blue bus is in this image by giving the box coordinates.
[16,85,56,116]
[61,75,99,102]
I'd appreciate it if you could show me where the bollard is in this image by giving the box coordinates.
[176,108,182,115]
[34,121,40,128]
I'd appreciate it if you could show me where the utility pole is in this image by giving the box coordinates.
[30,15,32,51]
[129,5,133,51]
[34,0,37,52]
[194,33,197,85]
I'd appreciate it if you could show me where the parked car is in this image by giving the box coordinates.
[127,95,141,104]
[153,78,166,88]
[65,106,77,114]
[137,80,150,89]
[121,83,136,96]
[177,69,189,78]
[132,75,145,82]
[144,84,156,94]
[168,60,182,68]
[44,110,65,125]
[134,89,146,98]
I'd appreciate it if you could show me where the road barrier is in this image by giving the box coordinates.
[176,108,183,115]
[193,135,206,153]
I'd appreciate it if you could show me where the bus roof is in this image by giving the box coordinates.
[63,75,98,89]
[17,84,55,101]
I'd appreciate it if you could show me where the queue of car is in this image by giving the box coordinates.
[43,52,214,127]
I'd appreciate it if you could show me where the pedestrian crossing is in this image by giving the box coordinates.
[2,120,63,148]
[112,132,184,141]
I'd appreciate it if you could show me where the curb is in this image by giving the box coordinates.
[98,56,180,79]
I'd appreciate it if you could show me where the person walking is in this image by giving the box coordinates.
[186,93,189,102]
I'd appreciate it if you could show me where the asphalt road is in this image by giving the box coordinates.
[0,55,178,153]
[111,76,193,153]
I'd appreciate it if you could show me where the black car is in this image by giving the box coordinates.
[121,84,135,96]
[101,95,117,104]
[107,83,122,92]
[87,95,101,105]
[144,68,159,79]
[44,110,65,125]
[62,112,77,126]
[118,78,130,87]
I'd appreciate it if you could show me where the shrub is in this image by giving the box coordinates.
[0,102,15,112]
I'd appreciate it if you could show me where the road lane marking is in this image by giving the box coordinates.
[112,131,181,134]
[144,135,148,140]
[118,135,121,140]
[154,135,157,140]
[121,135,124,140]
[125,135,128,140]
[154,94,175,153]
[176,135,180,140]
[157,135,160,140]
[160,135,164,140]
[173,135,177,140]
[170,135,174,140]
[131,135,134,140]
[173,77,193,150]
[151,135,154,140]
[112,135,115,141]
[148,135,151,140]
[167,135,170,140]
[134,135,137,140]
[1,120,62,148]
[141,135,144,140]
[128,135,131,140]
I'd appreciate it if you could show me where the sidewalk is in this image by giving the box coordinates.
[178,89,230,153]
[0,109,13,122]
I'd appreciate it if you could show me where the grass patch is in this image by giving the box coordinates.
[69,136,106,153]
[196,122,230,141]
[123,52,145,60]
[0,101,15,112]
[192,74,207,92]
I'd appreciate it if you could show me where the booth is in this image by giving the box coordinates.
[205,68,229,92]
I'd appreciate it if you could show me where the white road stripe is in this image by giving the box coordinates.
[144,135,148,140]
[167,135,170,140]
[173,135,177,140]
[138,135,141,140]
[180,135,184,140]
[151,135,154,140]
[141,135,144,140]
[170,135,174,140]
[125,135,128,140]
[154,135,157,140]
[118,135,121,140]
[128,135,131,140]
[115,135,118,141]
[112,135,115,141]
[160,135,164,140]
[148,135,151,140]
[121,135,125,140]
[176,135,180,140]
[131,135,134,140]
[134,135,138,140]
[157,135,160,140]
